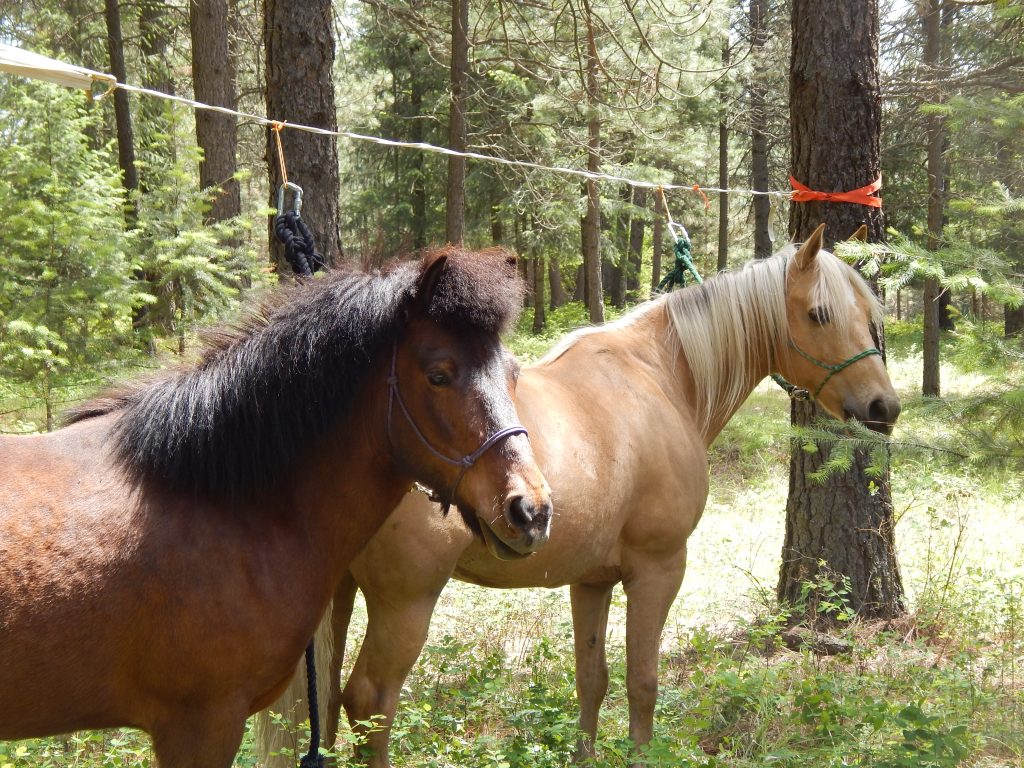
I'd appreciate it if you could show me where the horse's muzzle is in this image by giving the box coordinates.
[845,393,901,435]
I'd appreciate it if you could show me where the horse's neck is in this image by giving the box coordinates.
[651,301,774,447]
[285,393,411,597]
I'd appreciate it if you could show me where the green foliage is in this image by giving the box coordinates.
[0,80,139,427]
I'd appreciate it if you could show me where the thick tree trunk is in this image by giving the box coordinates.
[446,0,469,245]
[779,0,904,621]
[749,0,772,259]
[190,0,240,228]
[103,0,138,225]
[581,1,604,323]
[265,0,343,269]
[922,0,944,396]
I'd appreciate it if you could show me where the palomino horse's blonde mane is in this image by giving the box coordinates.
[540,246,882,437]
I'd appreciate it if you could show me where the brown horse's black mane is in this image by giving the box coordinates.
[65,247,524,502]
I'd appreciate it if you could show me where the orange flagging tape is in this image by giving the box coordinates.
[789,175,882,208]
[691,183,710,211]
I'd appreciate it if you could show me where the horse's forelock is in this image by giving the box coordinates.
[417,246,524,334]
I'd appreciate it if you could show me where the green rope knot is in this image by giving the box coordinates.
[658,236,703,291]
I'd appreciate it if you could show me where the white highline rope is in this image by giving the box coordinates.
[0,43,793,199]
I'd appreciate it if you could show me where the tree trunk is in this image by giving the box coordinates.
[611,185,630,308]
[778,0,904,622]
[922,0,944,396]
[190,0,240,228]
[265,0,343,269]
[628,186,646,299]
[718,41,730,272]
[998,140,1023,336]
[652,191,664,290]
[532,217,546,332]
[103,0,138,225]
[411,54,428,250]
[749,0,772,259]
[446,0,469,245]
[490,186,504,245]
[549,260,567,308]
[581,1,604,323]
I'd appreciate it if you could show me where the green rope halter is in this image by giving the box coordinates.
[656,242,881,402]
[780,341,882,401]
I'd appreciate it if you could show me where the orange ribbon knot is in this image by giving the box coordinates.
[789,175,882,208]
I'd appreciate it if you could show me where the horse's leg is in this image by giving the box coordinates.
[150,705,246,768]
[570,581,614,762]
[621,550,687,766]
[326,570,359,747]
[341,586,442,768]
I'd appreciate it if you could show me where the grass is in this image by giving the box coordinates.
[2,306,1023,766]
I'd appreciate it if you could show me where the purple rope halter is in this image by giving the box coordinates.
[386,343,528,514]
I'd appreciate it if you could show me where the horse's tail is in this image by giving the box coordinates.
[254,599,336,768]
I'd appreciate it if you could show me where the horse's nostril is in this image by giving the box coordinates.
[507,495,532,527]
[507,495,552,529]
[868,396,901,426]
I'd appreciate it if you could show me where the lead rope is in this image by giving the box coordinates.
[270,136,326,764]
[653,188,868,402]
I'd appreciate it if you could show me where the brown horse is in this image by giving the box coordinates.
[0,247,552,767]
[260,226,901,767]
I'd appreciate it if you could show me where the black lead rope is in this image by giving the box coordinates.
[273,181,326,768]
[274,182,326,278]
[275,209,327,278]
[299,639,325,768]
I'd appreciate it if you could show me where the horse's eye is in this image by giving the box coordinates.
[426,370,450,387]
[808,307,831,325]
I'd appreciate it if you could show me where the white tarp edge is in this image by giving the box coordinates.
[0,43,114,91]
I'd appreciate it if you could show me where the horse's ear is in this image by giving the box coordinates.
[793,223,826,271]
[848,224,869,242]
[414,254,448,314]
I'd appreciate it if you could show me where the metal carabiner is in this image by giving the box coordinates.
[276,182,304,217]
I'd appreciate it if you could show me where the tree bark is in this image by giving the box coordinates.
[652,190,664,290]
[411,54,428,250]
[581,2,604,323]
[103,0,138,225]
[922,0,945,396]
[265,0,344,269]
[611,185,630,308]
[749,0,772,259]
[549,260,567,308]
[1000,140,1024,336]
[778,0,905,621]
[628,186,646,299]
[190,0,240,228]
[532,217,546,332]
[718,41,730,272]
[446,0,469,244]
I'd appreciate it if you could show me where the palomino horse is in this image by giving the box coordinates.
[0,247,553,767]
[261,225,900,766]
